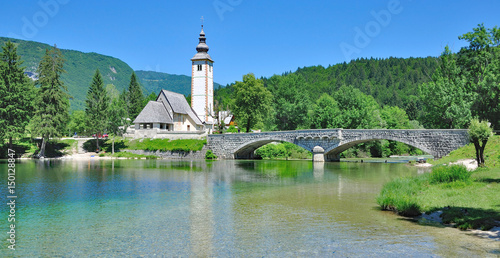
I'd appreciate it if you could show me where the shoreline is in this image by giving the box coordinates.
[419,211,500,241]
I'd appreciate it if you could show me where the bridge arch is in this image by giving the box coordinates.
[233,137,310,159]
[324,136,434,161]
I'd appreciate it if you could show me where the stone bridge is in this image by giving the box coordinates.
[207,129,469,162]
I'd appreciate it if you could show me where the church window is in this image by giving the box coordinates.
[197,64,202,71]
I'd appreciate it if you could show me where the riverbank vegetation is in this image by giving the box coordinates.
[377,135,500,230]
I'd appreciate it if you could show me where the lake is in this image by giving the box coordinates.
[1,159,498,257]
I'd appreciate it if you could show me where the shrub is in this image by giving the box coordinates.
[255,143,287,159]
[429,165,472,184]
[205,150,218,160]
[227,125,238,133]
[377,176,425,217]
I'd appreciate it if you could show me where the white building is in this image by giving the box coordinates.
[191,25,214,124]
[128,25,215,139]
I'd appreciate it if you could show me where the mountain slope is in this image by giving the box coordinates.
[0,37,134,110]
[136,70,223,97]
[0,37,223,111]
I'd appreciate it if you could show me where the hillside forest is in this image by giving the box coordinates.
[0,24,498,158]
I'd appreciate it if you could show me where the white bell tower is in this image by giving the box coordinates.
[191,23,214,123]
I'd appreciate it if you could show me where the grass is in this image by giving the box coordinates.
[125,138,206,152]
[103,151,158,159]
[377,135,500,230]
[81,137,207,153]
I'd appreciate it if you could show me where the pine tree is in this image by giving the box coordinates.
[0,41,36,149]
[127,72,144,120]
[31,45,70,158]
[85,69,109,152]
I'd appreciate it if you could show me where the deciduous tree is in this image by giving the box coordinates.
[420,46,473,129]
[267,74,310,130]
[458,24,500,129]
[232,73,273,132]
[468,118,493,166]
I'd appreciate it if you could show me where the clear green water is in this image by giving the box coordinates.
[1,159,498,257]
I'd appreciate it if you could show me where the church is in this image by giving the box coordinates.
[129,25,214,139]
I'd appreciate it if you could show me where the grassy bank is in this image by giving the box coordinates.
[83,137,207,153]
[377,135,500,230]
[0,138,77,158]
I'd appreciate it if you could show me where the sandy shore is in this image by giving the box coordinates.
[415,158,478,171]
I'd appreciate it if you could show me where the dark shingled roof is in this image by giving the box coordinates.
[161,90,204,125]
[133,101,173,124]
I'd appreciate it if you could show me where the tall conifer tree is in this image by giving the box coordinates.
[0,41,36,149]
[31,45,70,157]
[85,69,109,152]
[127,72,144,120]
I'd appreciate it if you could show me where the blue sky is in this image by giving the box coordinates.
[2,0,499,85]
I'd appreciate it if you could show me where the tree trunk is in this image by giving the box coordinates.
[96,133,100,152]
[112,135,115,155]
[8,137,13,150]
[479,139,488,166]
[246,120,251,133]
[39,135,47,158]
[473,141,481,166]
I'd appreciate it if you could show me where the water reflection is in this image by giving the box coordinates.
[0,159,497,257]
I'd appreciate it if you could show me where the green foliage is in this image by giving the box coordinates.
[127,72,145,120]
[232,73,273,132]
[85,69,109,134]
[67,110,88,136]
[255,143,287,159]
[126,138,206,152]
[468,118,493,143]
[380,106,411,129]
[468,118,493,165]
[420,45,473,129]
[227,125,238,133]
[457,24,500,129]
[0,41,36,147]
[310,93,340,129]
[429,165,472,184]
[205,150,218,160]
[31,45,70,157]
[266,74,310,130]
[143,92,157,106]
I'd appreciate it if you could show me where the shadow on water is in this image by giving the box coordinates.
[397,206,500,231]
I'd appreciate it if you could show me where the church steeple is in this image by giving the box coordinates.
[191,25,213,62]
[191,21,214,124]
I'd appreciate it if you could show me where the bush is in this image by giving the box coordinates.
[429,165,472,184]
[255,143,287,159]
[205,150,218,160]
[227,125,238,133]
[377,176,425,217]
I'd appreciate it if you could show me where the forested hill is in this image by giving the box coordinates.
[0,37,134,110]
[0,37,221,110]
[216,56,439,120]
[136,70,223,97]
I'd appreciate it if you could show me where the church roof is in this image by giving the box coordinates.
[161,90,204,125]
[133,101,173,124]
[191,26,213,62]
